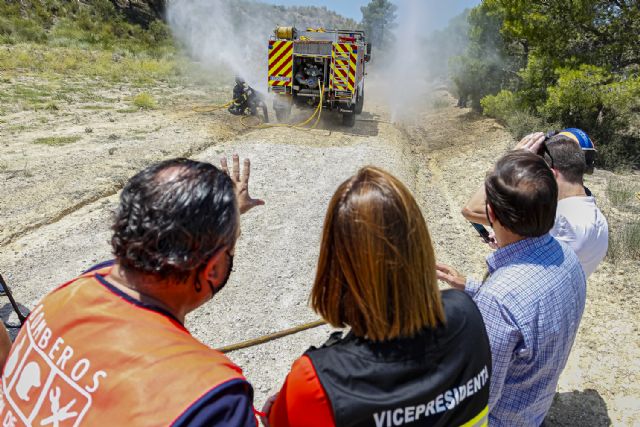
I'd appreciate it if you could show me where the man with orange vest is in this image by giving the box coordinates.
[0,156,264,426]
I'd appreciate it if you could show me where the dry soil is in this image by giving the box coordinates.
[0,80,638,425]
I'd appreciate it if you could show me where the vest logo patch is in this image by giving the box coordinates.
[0,305,107,427]
[372,366,489,427]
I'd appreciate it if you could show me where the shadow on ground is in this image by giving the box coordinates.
[544,389,611,426]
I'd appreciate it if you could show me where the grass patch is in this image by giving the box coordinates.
[33,136,81,146]
[0,44,182,84]
[133,92,156,109]
[82,105,112,110]
[6,124,28,133]
[606,178,639,211]
[608,220,640,262]
[31,101,59,111]
[116,107,139,113]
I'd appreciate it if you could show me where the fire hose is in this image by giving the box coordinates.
[192,100,235,113]
[193,80,326,131]
[216,319,327,354]
[240,78,325,130]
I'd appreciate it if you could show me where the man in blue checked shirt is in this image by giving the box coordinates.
[437,151,586,427]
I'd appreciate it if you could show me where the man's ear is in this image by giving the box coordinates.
[486,203,497,224]
[199,249,227,286]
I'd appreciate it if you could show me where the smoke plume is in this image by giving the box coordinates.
[166,0,273,90]
[371,0,471,122]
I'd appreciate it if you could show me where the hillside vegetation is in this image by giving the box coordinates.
[444,0,640,170]
[0,0,358,111]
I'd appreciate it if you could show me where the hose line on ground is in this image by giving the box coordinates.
[194,81,326,131]
[216,319,327,353]
[240,79,325,130]
[192,100,234,113]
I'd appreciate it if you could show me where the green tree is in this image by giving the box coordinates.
[360,0,397,49]
[450,0,640,168]
[450,3,525,110]
[487,0,640,72]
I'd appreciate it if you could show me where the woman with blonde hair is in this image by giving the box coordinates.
[264,167,491,427]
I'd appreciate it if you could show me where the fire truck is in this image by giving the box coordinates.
[267,26,371,127]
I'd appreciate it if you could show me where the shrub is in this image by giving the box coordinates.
[133,92,156,109]
[503,111,550,140]
[481,90,517,123]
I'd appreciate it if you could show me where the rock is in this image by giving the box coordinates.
[109,0,165,28]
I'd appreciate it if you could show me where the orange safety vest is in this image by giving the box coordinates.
[0,266,254,426]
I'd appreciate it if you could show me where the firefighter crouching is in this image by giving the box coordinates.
[229,76,269,122]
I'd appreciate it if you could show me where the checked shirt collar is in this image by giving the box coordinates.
[485,234,553,274]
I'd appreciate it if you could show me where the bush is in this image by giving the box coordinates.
[133,92,156,109]
[481,90,517,123]
[480,90,563,140]
[432,97,450,109]
[504,111,552,140]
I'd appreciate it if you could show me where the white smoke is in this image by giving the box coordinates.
[366,0,471,122]
[166,0,275,91]
[379,0,434,122]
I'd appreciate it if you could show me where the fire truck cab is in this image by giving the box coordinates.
[267,26,371,127]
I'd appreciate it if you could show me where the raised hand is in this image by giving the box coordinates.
[220,154,265,214]
[514,132,546,154]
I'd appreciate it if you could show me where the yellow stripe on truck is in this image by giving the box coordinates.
[268,40,293,87]
[331,43,355,94]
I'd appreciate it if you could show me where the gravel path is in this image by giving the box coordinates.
[0,90,637,425]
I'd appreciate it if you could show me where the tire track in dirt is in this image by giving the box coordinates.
[0,109,260,247]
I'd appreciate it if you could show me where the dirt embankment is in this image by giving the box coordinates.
[0,86,637,425]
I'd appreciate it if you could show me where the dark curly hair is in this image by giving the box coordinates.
[111,158,239,281]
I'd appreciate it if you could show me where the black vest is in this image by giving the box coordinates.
[305,290,491,427]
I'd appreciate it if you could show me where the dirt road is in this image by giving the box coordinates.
[0,86,637,425]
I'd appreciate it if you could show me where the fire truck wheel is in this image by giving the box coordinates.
[342,111,356,127]
[354,89,364,114]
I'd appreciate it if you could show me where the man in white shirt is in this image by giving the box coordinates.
[462,130,609,277]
